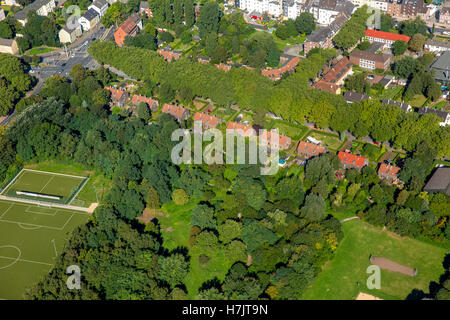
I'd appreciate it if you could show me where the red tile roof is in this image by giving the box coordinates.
[131,95,158,107]
[162,104,188,119]
[378,163,400,180]
[226,122,256,136]
[365,29,411,43]
[157,48,182,62]
[104,86,127,101]
[114,17,139,46]
[259,131,291,149]
[338,151,368,168]
[193,112,221,128]
[297,141,326,157]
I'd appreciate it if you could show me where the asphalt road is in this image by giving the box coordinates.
[29,26,108,93]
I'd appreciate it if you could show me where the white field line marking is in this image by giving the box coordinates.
[0,204,14,219]
[0,195,91,213]
[0,255,53,266]
[22,168,86,180]
[51,239,57,257]
[25,205,57,216]
[0,169,25,195]
[60,212,74,230]
[0,219,64,231]
[68,176,90,205]
[0,245,21,270]
[39,175,55,193]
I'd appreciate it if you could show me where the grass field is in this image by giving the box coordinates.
[307,130,345,151]
[2,169,87,204]
[268,120,308,141]
[302,219,447,300]
[0,199,90,299]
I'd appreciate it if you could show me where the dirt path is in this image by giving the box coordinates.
[370,256,417,276]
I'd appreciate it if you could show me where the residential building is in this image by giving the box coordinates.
[386,0,427,20]
[425,39,450,53]
[139,1,152,17]
[306,0,355,26]
[193,112,222,132]
[343,91,370,103]
[378,75,394,88]
[297,141,327,159]
[238,0,283,18]
[78,8,100,31]
[381,99,412,112]
[378,163,401,182]
[429,51,450,84]
[423,167,450,195]
[259,131,292,150]
[303,14,348,55]
[364,29,411,49]
[349,50,392,70]
[0,38,18,55]
[14,0,56,26]
[59,22,82,44]
[313,56,353,94]
[88,0,109,16]
[114,14,142,46]
[2,0,19,5]
[162,104,190,121]
[439,6,450,25]
[226,122,256,137]
[131,95,159,111]
[338,151,368,169]
[348,0,387,11]
[418,107,450,126]
[261,55,300,80]
[104,86,129,106]
[157,47,182,62]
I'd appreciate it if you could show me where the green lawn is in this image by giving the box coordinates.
[268,120,308,141]
[25,46,58,56]
[302,219,448,300]
[409,94,428,108]
[307,130,345,151]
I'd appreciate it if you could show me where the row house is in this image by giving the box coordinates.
[386,0,427,20]
[193,112,222,132]
[131,95,159,111]
[313,56,353,94]
[14,0,56,26]
[114,13,143,46]
[0,38,18,55]
[297,141,327,160]
[338,151,368,170]
[378,163,401,183]
[349,50,392,71]
[364,29,411,49]
[348,0,388,12]
[59,21,82,44]
[259,131,291,150]
[104,86,129,107]
[88,0,109,17]
[418,107,450,126]
[343,91,371,103]
[303,14,348,55]
[238,0,283,18]
[157,47,182,62]
[424,39,450,53]
[306,0,355,26]
[162,104,190,122]
[261,56,301,80]
[226,122,256,137]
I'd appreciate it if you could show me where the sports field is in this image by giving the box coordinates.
[0,199,90,299]
[1,169,88,204]
[301,219,448,300]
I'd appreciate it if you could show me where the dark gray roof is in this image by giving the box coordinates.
[81,8,99,21]
[344,91,370,102]
[381,99,411,112]
[426,39,450,49]
[14,0,54,21]
[0,38,15,47]
[418,107,449,120]
[430,51,450,82]
[91,0,108,8]
[424,167,450,195]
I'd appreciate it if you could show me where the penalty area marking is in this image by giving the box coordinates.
[0,245,22,270]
